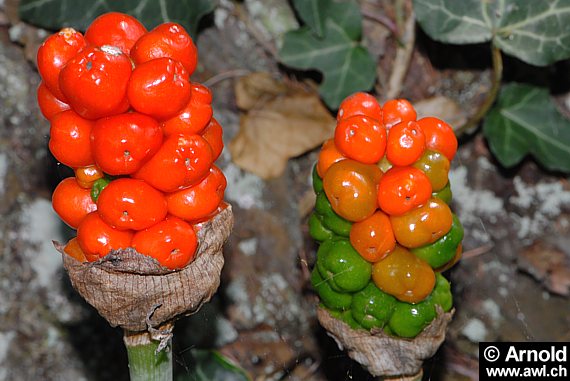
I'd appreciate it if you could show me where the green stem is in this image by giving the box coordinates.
[124,328,173,381]
[456,44,503,136]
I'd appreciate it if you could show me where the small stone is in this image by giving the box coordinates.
[462,318,487,342]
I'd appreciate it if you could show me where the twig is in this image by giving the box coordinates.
[297,358,321,380]
[234,3,279,60]
[383,0,416,100]
[264,352,313,381]
[361,6,400,41]
[298,246,312,284]
[462,243,494,260]
[203,69,252,88]
[455,45,503,135]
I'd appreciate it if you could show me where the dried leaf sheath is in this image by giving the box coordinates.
[57,206,233,332]
[317,306,453,377]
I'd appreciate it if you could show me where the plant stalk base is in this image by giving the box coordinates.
[124,325,173,381]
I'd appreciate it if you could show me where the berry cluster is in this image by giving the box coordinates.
[40,13,226,270]
[310,93,463,337]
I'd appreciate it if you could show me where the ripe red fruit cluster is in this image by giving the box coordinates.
[42,13,227,270]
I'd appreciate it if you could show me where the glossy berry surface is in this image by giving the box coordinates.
[386,120,426,167]
[162,83,213,136]
[323,159,382,222]
[337,92,382,122]
[417,117,457,161]
[316,139,346,178]
[166,165,227,223]
[132,216,198,269]
[37,82,70,120]
[349,211,396,262]
[52,177,97,229]
[77,212,133,262]
[96,178,168,230]
[37,28,86,101]
[134,134,213,192]
[59,45,131,119]
[377,166,432,216]
[127,57,191,120]
[382,99,416,129]
[334,115,386,164]
[90,112,163,175]
[49,110,95,168]
[40,14,227,269]
[390,197,453,248]
[85,12,147,54]
[372,245,436,303]
[131,22,198,75]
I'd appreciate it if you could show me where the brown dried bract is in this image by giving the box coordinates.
[56,206,233,332]
[317,306,453,378]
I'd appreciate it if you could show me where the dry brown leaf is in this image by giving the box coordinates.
[234,72,289,110]
[414,96,467,130]
[230,73,335,179]
[517,240,570,296]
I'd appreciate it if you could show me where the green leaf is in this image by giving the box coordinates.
[292,0,362,40]
[292,0,327,37]
[19,0,215,37]
[483,83,570,172]
[412,0,494,44]
[281,0,372,108]
[413,0,570,66]
[279,20,376,109]
[177,349,251,381]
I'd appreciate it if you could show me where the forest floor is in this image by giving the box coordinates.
[0,1,569,380]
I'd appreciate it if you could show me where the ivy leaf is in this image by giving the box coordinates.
[292,0,327,37]
[412,0,494,44]
[279,20,376,109]
[483,83,570,172]
[19,0,214,37]
[177,349,251,381]
[291,0,362,40]
[281,0,372,108]
[413,0,570,66]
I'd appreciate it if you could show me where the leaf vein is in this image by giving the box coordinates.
[498,5,570,32]
[501,109,570,154]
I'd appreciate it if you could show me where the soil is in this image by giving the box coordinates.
[0,2,568,381]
